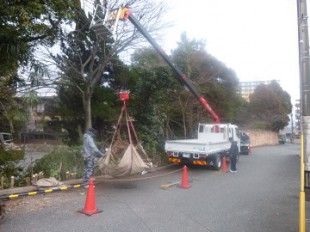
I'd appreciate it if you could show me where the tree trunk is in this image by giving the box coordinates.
[83,90,92,130]
[178,95,187,138]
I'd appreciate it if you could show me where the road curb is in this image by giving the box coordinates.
[0,163,177,198]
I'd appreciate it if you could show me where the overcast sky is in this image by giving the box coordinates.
[160,0,301,103]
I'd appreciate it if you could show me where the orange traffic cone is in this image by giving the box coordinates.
[180,165,191,189]
[222,156,227,173]
[78,178,102,216]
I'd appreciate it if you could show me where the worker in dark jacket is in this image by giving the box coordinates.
[81,128,105,187]
[229,138,239,173]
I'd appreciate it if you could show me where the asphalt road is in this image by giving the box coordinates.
[1,143,309,232]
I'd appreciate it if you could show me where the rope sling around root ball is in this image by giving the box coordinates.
[99,91,152,177]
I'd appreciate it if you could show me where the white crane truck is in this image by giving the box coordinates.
[165,123,240,170]
[87,4,240,170]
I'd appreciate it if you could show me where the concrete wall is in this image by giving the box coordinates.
[242,129,278,147]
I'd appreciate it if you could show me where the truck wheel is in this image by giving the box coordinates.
[213,155,222,170]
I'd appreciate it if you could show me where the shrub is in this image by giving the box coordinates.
[31,146,85,180]
[0,148,25,187]
[0,148,24,165]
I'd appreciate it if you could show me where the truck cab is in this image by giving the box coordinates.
[240,131,251,155]
[198,123,240,145]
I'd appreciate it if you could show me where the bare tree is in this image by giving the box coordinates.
[50,0,169,130]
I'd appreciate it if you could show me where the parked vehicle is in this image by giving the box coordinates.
[0,132,21,151]
[279,134,286,144]
[0,132,13,148]
[240,132,251,155]
[165,123,240,170]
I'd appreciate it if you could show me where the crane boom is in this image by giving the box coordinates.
[126,11,220,123]
[90,6,220,123]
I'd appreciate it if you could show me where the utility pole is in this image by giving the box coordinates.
[298,0,310,167]
[291,113,294,143]
[297,0,310,231]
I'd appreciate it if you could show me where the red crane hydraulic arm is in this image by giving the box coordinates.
[96,8,220,123]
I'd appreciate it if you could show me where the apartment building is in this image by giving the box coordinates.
[239,80,279,101]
